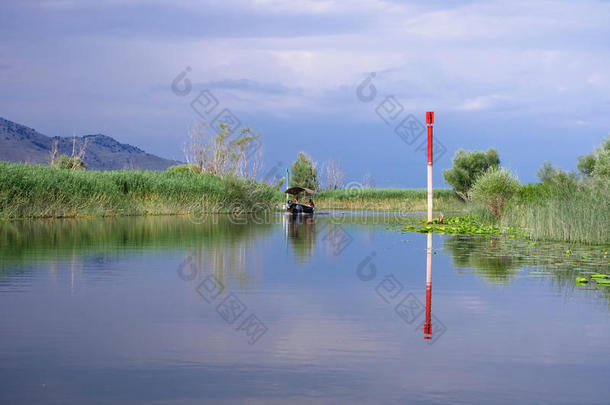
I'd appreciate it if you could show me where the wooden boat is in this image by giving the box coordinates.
[284,186,316,215]
[286,201,314,214]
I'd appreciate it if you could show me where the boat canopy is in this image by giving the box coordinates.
[284,186,317,195]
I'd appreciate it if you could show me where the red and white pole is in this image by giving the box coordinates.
[424,231,433,340]
[426,111,434,224]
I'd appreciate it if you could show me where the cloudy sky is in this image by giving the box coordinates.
[1,0,609,186]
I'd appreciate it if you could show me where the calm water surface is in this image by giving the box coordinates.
[0,214,609,404]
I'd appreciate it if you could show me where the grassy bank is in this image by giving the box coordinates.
[0,162,278,219]
[314,188,462,212]
[395,179,610,245]
[497,180,610,245]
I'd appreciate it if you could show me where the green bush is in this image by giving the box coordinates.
[53,155,86,170]
[471,167,519,218]
[443,148,500,200]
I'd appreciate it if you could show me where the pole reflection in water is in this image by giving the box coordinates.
[424,231,433,341]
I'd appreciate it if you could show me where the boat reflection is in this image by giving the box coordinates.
[283,213,316,263]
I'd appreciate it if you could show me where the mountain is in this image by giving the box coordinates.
[0,117,181,170]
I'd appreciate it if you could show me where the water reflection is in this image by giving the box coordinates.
[283,214,316,263]
[443,234,610,307]
[0,215,609,404]
[443,235,520,284]
[424,232,433,341]
[282,214,354,262]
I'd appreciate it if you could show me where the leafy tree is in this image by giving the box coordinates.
[536,161,578,188]
[471,167,520,218]
[290,152,318,190]
[593,149,610,178]
[577,154,597,177]
[443,148,500,200]
[537,161,558,183]
[577,136,610,177]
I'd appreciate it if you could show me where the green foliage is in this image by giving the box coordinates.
[593,149,610,178]
[0,162,279,218]
[514,183,549,204]
[577,135,610,177]
[501,178,610,245]
[316,188,456,200]
[471,167,520,218]
[53,154,86,170]
[290,152,318,190]
[400,216,502,235]
[167,164,200,173]
[536,161,557,183]
[532,163,579,203]
[315,188,462,211]
[442,148,500,200]
[577,154,597,176]
[443,235,610,288]
[273,177,285,191]
[498,136,610,244]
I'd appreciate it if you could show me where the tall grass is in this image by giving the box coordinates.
[0,162,279,219]
[500,180,610,245]
[315,188,462,212]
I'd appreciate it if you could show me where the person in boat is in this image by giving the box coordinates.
[294,195,298,203]
[307,199,315,208]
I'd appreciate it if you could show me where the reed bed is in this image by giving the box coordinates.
[0,162,278,219]
[314,188,462,212]
[500,181,610,245]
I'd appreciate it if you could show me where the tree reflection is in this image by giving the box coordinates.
[443,235,522,285]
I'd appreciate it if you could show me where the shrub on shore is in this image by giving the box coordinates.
[471,167,520,218]
[443,148,500,200]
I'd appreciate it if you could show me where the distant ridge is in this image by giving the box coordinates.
[0,117,181,170]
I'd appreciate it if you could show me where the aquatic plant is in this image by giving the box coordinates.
[399,216,503,236]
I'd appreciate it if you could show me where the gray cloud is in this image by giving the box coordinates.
[1,0,609,185]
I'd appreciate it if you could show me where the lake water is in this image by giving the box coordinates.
[1,213,609,404]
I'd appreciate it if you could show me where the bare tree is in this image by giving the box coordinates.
[324,158,346,189]
[239,145,263,180]
[50,138,59,166]
[71,136,89,170]
[362,173,375,188]
[184,121,262,177]
[184,121,212,173]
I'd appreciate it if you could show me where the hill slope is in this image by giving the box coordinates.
[0,117,180,170]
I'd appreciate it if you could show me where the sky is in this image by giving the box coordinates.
[1,0,609,187]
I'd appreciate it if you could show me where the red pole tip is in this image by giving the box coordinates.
[426,111,434,124]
